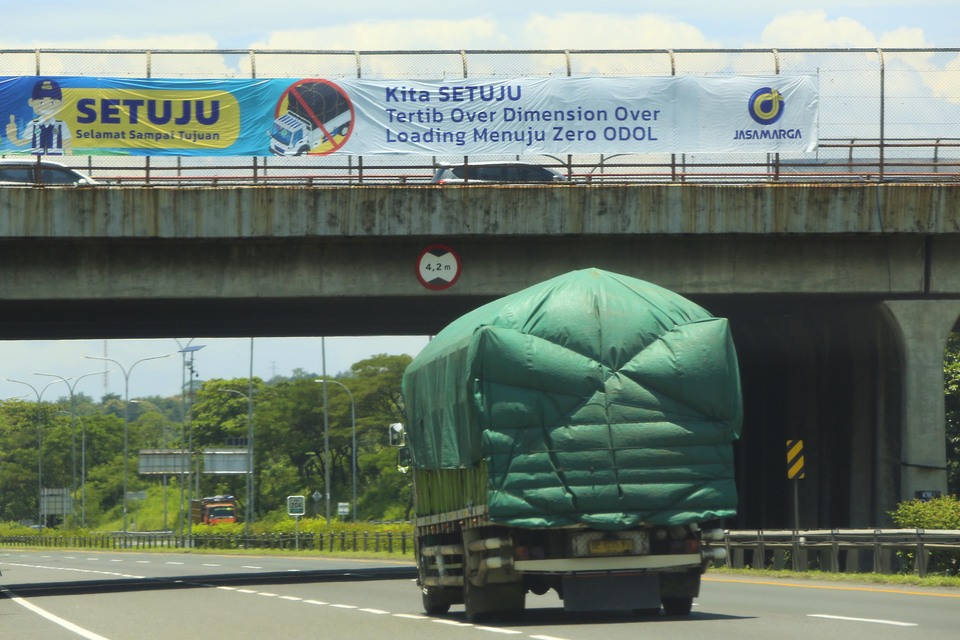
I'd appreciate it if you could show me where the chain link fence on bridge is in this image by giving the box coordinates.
[1,48,959,184]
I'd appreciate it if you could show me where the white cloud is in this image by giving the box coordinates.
[521,13,718,50]
[248,19,508,51]
[0,34,220,51]
[754,11,931,48]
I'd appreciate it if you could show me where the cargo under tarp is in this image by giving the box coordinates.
[401,268,742,529]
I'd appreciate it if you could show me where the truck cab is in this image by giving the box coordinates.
[191,495,239,525]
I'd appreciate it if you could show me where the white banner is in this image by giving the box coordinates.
[336,75,818,155]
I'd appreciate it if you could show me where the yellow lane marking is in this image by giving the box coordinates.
[704,576,960,598]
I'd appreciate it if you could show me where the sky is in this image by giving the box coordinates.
[1,1,958,401]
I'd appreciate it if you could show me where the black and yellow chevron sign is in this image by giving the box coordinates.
[786,439,805,480]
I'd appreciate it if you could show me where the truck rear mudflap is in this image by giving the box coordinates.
[562,573,662,612]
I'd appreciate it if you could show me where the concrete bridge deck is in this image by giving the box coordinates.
[2,180,958,529]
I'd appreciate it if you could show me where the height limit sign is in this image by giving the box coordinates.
[416,244,461,290]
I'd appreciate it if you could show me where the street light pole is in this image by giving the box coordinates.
[57,410,87,527]
[315,378,357,522]
[35,371,100,527]
[85,353,172,534]
[221,387,256,535]
[3,378,60,530]
[177,343,205,544]
[173,338,196,543]
[131,399,171,530]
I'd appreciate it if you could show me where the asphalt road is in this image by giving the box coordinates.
[2,550,958,640]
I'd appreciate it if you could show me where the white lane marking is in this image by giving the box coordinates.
[304,600,328,605]
[202,563,221,567]
[236,589,258,594]
[257,592,278,597]
[5,562,142,579]
[474,626,523,634]
[808,614,918,627]
[359,608,389,614]
[241,565,262,569]
[280,596,303,601]
[530,636,572,640]
[393,613,427,620]
[0,587,112,640]
[217,586,237,591]
[433,619,471,626]
[165,561,184,565]
[136,560,150,564]
[331,604,357,609]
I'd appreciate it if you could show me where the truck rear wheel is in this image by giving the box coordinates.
[661,596,693,616]
[422,586,456,615]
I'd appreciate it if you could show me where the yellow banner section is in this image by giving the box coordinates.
[64,88,240,149]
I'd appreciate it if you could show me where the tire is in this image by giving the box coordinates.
[661,596,693,616]
[422,587,452,615]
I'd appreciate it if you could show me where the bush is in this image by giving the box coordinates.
[890,495,960,529]
[890,495,960,575]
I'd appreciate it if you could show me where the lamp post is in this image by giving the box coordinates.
[221,387,255,535]
[131,399,172,530]
[173,339,198,543]
[176,343,205,544]
[57,410,87,527]
[85,353,172,534]
[2,378,60,530]
[315,378,357,522]
[35,371,100,527]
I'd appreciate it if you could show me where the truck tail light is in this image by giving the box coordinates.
[670,539,700,554]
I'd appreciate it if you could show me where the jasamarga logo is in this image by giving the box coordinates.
[748,87,784,125]
[734,85,801,143]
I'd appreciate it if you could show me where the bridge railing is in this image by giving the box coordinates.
[4,137,960,186]
[723,529,960,577]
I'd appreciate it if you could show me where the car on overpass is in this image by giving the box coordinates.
[431,161,567,185]
[0,159,99,186]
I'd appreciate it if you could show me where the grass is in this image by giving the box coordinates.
[709,565,960,589]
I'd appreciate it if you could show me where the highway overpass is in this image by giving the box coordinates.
[2,181,958,530]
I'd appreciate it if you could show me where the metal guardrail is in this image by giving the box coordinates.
[724,529,960,577]
[5,529,959,577]
[0,531,412,554]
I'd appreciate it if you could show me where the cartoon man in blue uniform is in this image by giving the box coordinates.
[6,78,72,155]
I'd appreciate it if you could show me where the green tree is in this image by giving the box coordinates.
[945,333,960,495]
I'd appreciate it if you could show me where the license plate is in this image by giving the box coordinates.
[588,539,633,555]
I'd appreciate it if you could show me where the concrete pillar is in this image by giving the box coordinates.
[882,300,959,501]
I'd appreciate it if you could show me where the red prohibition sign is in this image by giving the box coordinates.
[416,244,461,290]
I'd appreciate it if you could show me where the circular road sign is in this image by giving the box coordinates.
[416,244,461,290]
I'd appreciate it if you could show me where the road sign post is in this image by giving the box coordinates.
[786,439,805,571]
[288,495,305,549]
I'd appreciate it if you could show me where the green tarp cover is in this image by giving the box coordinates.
[402,268,742,529]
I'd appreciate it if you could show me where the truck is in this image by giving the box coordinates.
[190,495,239,526]
[400,268,742,621]
[269,80,352,156]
